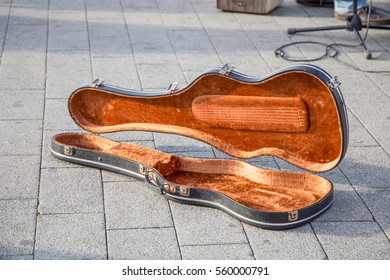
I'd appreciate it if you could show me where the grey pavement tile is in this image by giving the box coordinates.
[121,0,158,10]
[357,187,390,240]
[313,222,390,260]
[88,19,129,37]
[315,168,373,222]
[46,50,91,99]
[88,20,133,57]
[243,224,326,260]
[160,11,202,31]
[86,0,124,17]
[366,72,390,99]
[338,71,380,95]
[9,8,47,26]
[0,51,46,90]
[0,90,44,120]
[103,181,173,229]
[48,29,89,51]
[1,254,34,260]
[102,170,134,183]
[345,88,390,154]
[34,213,107,260]
[137,63,186,90]
[181,244,254,260]
[44,99,82,131]
[0,120,42,156]
[339,146,390,189]
[0,199,37,258]
[50,0,85,11]
[170,202,248,246]
[176,51,222,72]
[194,11,243,37]
[127,26,171,44]
[169,30,215,52]
[132,42,177,65]
[0,155,40,199]
[153,132,214,153]
[211,34,260,57]
[4,23,47,50]
[169,150,215,159]
[346,109,378,147]
[107,228,180,260]
[241,22,287,41]
[48,11,87,31]
[39,168,103,214]
[89,35,133,58]
[156,0,195,14]
[92,56,141,88]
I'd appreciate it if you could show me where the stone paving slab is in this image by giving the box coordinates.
[0,120,42,156]
[0,0,389,261]
[39,167,103,214]
[181,243,254,260]
[0,90,44,120]
[34,213,106,260]
[103,180,173,229]
[107,227,180,260]
[46,50,91,99]
[243,223,326,260]
[0,155,40,199]
[0,199,37,258]
[170,202,248,246]
[356,187,390,240]
[312,222,390,260]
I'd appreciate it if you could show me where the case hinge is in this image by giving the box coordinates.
[326,76,341,90]
[166,82,178,94]
[90,78,105,88]
[219,63,234,76]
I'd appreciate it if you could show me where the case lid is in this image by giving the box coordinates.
[68,65,348,172]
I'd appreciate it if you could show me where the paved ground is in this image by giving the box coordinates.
[0,0,389,260]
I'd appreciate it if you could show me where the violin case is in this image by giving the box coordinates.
[51,64,348,229]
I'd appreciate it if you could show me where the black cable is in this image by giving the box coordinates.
[275,0,390,74]
[275,41,339,62]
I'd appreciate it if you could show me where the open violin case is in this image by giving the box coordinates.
[51,64,348,229]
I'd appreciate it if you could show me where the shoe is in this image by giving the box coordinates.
[335,6,390,25]
[297,0,334,8]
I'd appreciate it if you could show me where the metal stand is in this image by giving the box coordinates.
[287,0,390,59]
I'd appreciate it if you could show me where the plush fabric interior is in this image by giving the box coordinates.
[192,95,309,132]
[69,71,343,171]
[54,133,332,212]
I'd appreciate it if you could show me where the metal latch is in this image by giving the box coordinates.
[179,186,190,197]
[166,82,178,94]
[219,64,234,76]
[288,210,299,222]
[90,78,105,88]
[326,76,341,90]
[64,146,73,156]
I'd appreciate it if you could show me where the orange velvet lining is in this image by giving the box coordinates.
[54,133,332,212]
[69,71,343,172]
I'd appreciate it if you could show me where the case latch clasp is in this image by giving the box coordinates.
[219,64,234,76]
[326,76,341,90]
[166,82,178,94]
[90,78,105,88]
[288,210,299,222]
